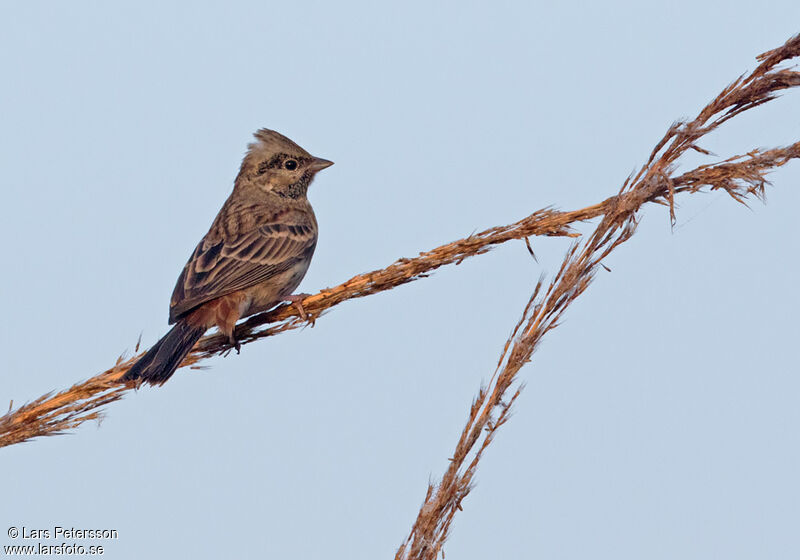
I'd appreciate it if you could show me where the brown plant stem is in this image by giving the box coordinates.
[395,34,800,560]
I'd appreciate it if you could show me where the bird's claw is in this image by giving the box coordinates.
[284,293,312,322]
[225,334,241,356]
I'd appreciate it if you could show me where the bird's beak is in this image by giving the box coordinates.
[308,157,334,172]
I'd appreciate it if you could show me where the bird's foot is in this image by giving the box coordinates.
[224,333,241,356]
[284,293,311,322]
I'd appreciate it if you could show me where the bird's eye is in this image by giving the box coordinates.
[284,159,298,171]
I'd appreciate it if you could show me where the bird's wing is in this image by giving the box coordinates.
[169,220,317,323]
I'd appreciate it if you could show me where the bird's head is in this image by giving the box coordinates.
[238,128,333,199]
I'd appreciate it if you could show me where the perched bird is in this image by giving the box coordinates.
[124,129,333,386]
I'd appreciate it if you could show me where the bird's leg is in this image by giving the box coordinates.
[214,294,244,356]
[283,293,311,321]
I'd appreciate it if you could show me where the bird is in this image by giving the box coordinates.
[123,128,333,386]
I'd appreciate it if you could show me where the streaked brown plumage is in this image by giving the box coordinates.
[124,129,333,386]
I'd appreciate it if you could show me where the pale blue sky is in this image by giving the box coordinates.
[2,2,800,558]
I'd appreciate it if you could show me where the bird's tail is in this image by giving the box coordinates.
[123,320,206,386]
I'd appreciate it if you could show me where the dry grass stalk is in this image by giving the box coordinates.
[0,48,796,560]
[395,34,800,560]
[0,205,591,448]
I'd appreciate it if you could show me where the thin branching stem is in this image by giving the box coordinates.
[395,34,800,560]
